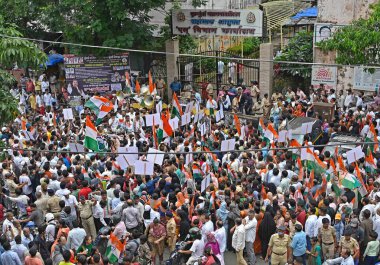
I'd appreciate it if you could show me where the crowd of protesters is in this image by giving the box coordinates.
[0,74,380,265]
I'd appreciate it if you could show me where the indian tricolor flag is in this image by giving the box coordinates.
[341,174,361,190]
[84,116,99,152]
[264,124,278,140]
[105,233,125,263]
[172,93,183,118]
[258,118,266,133]
[192,163,203,180]
[365,149,377,173]
[366,123,379,152]
[85,96,114,120]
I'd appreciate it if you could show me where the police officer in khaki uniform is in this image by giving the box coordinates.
[252,100,263,116]
[46,189,61,218]
[262,94,271,118]
[318,217,336,260]
[165,211,177,252]
[265,226,291,265]
[77,196,97,239]
[338,230,360,261]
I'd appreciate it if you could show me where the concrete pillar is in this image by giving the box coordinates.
[165,39,179,102]
[259,43,274,97]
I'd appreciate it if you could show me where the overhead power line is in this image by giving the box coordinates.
[1,141,376,156]
[2,34,380,69]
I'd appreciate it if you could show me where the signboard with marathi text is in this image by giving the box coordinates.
[172,9,263,37]
[64,54,130,94]
[353,66,380,92]
[311,66,337,88]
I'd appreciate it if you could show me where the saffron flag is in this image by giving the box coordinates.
[84,116,99,152]
[161,113,173,137]
[234,114,241,136]
[152,117,158,149]
[21,118,26,131]
[135,79,141,95]
[261,184,267,200]
[308,169,315,190]
[148,70,154,94]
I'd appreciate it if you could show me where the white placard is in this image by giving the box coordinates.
[185,101,194,113]
[181,112,191,126]
[116,155,130,170]
[346,146,365,164]
[146,148,165,165]
[22,130,35,141]
[69,143,85,153]
[200,123,207,136]
[169,117,179,130]
[134,160,154,175]
[63,108,74,120]
[240,125,246,140]
[156,101,162,114]
[301,122,313,134]
[186,153,193,165]
[278,130,292,143]
[145,113,160,127]
[201,174,211,193]
[215,109,224,122]
[221,139,236,152]
[278,131,287,143]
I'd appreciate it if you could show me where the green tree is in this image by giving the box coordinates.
[0,19,47,125]
[275,31,313,78]
[319,3,380,67]
[227,37,261,57]
[38,0,166,55]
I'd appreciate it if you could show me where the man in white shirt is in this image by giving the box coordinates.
[373,208,380,240]
[244,210,257,265]
[316,207,331,234]
[344,90,355,109]
[325,248,354,265]
[43,91,52,107]
[19,169,32,196]
[62,190,78,219]
[214,220,227,265]
[360,197,375,221]
[305,207,318,241]
[92,199,108,229]
[179,232,205,265]
[201,213,214,242]
[232,218,247,265]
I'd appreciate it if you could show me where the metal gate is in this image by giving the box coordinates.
[177,50,259,90]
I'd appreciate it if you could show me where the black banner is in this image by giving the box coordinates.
[64,54,130,95]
